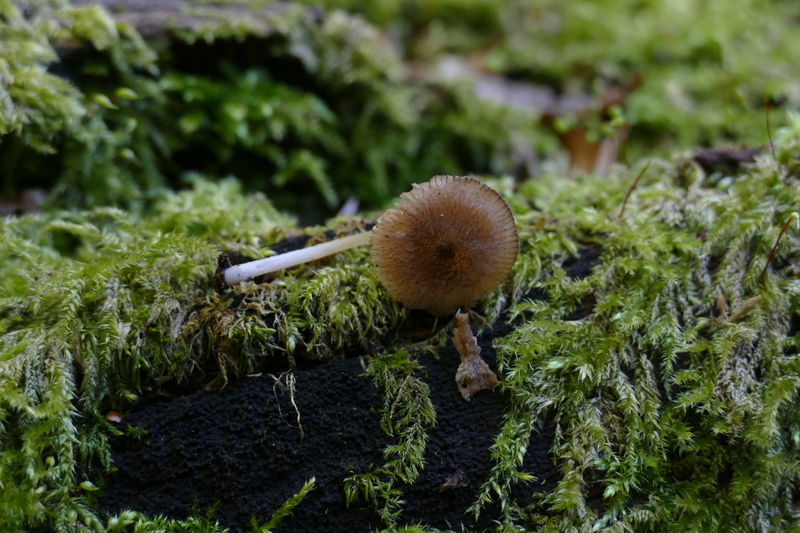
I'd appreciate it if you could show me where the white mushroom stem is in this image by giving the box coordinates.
[223,231,372,286]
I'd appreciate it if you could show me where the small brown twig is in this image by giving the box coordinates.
[760,217,793,279]
[618,160,651,219]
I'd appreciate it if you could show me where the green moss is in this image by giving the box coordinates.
[0,178,286,530]
[1,0,85,152]
[5,119,800,529]
[344,349,437,524]
[4,1,800,531]
[342,118,800,531]
[469,122,800,530]
[5,125,800,532]
[5,0,800,216]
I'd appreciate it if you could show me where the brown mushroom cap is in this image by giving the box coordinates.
[370,175,519,315]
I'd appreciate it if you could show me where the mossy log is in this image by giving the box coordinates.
[4,136,800,531]
[4,1,800,532]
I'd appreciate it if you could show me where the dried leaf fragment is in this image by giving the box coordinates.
[453,311,498,400]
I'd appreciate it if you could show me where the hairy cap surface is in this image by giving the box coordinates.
[370,175,518,315]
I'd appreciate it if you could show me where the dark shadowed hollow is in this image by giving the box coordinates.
[97,321,559,532]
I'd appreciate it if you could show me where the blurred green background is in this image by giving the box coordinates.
[2,0,798,221]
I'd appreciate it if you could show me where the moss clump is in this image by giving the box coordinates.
[1,0,160,208]
[0,177,399,531]
[469,121,800,531]
[8,0,798,217]
[344,348,437,524]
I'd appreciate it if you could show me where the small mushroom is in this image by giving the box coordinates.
[220,175,519,305]
[370,175,518,315]
[371,176,516,399]
[219,175,517,400]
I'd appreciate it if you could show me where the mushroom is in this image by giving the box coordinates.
[373,176,518,399]
[218,175,519,399]
[220,176,518,298]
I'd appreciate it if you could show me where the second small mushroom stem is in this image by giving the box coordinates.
[223,230,372,286]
